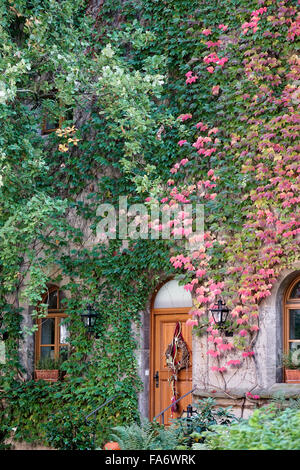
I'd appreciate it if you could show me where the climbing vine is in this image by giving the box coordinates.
[0,0,299,447]
[141,0,299,391]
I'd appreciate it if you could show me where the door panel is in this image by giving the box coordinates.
[151,310,192,424]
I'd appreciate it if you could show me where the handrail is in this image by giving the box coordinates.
[85,393,122,424]
[84,392,122,448]
[153,386,197,425]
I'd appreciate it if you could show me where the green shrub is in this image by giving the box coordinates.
[2,378,138,448]
[0,421,11,450]
[174,398,237,448]
[3,380,58,444]
[109,398,237,450]
[203,405,300,450]
[109,420,182,450]
[43,405,96,450]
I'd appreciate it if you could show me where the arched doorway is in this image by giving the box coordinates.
[150,279,193,423]
[283,276,300,378]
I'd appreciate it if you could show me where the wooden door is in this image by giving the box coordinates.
[150,308,192,424]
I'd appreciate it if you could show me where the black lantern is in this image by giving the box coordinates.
[210,299,230,327]
[81,304,98,333]
[181,404,197,419]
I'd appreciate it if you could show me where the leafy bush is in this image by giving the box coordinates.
[177,398,236,433]
[203,405,300,450]
[2,377,138,449]
[109,399,237,450]
[0,421,11,450]
[43,404,96,450]
[109,420,182,450]
[173,398,237,448]
[3,380,59,444]
[270,392,300,410]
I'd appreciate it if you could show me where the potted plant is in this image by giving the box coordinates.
[103,442,121,450]
[34,357,62,382]
[282,352,300,383]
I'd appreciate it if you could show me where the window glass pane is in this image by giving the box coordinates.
[59,289,66,308]
[154,279,193,308]
[41,318,55,344]
[43,114,59,132]
[44,289,58,309]
[40,346,55,359]
[289,309,300,340]
[290,281,300,299]
[60,321,69,344]
[48,289,58,309]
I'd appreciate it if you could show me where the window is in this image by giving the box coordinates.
[153,279,193,309]
[35,286,69,363]
[41,112,64,135]
[284,277,300,362]
[41,96,64,135]
[40,97,73,136]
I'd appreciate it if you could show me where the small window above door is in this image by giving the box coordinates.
[290,281,300,300]
[153,279,193,309]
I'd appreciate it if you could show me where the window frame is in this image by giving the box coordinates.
[283,276,300,361]
[40,96,66,136]
[35,286,68,364]
[41,113,64,135]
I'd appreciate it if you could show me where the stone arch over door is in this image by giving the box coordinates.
[256,266,300,387]
[137,278,193,421]
[150,280,193,423]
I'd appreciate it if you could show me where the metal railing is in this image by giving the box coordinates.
[153,386,197,425]
[84,392,122,447]
[85,393,122,425]
[84,387,196,446]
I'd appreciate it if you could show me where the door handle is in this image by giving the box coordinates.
[153,371,159,388]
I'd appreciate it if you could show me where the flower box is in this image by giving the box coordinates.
[34,369,60,382]
[285,369,300,384]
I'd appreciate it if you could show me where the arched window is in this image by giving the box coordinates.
[153,279,193,309]
[35,285,69,363]
[284,277,300,363]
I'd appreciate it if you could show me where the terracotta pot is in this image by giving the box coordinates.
[34,369,59,382]
[285,369,300,383]
[103,441,121,451]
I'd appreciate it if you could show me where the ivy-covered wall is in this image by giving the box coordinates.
[0,0,299,449]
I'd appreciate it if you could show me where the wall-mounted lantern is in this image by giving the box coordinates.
[210,299,230,328]
[80,304,98,334]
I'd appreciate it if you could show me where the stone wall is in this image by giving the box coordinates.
[17,237,300,413]
[193,383,300,419]
[192,264,300,399]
